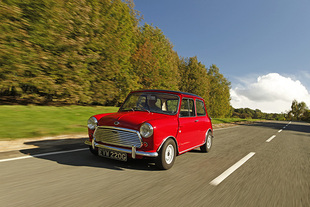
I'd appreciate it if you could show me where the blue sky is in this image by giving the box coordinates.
[133,0,310,113]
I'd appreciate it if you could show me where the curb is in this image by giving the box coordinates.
[0,134,88,153]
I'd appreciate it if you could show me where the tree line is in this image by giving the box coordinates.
[287,100,310,122]
[232,108,286,121]
[0,0,231,117]
[232,100,310,122]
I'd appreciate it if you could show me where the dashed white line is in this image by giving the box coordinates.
[210,152,256,186]
[266,135,276,143]
[278,129,283,133]
[0,148,88,163]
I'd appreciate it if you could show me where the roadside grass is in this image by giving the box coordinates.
[211,118,260,124]
[0,105,258,140]
[0,105,118,140]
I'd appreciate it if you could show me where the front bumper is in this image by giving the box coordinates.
[85,140,158,159]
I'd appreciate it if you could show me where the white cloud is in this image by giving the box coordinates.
[230,73,310,113]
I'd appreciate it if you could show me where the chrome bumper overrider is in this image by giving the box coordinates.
[85,140,158,158]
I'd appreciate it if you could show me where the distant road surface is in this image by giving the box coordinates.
[1,121,309,206]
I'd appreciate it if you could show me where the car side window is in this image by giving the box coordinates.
[166,99,178,114]
[180,98,196,117]
[196,100,206,116]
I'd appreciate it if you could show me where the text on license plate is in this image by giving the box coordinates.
[98,148,127,161]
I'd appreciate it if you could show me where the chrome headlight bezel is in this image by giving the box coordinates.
[87,117,98,130]
[140,122,153,138]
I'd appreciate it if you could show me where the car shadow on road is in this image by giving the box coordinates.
[19,138,161,171]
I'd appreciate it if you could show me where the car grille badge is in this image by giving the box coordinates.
[114,121,120,126]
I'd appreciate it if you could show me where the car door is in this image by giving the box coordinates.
[194,99,210,143]
[178,98,201,153]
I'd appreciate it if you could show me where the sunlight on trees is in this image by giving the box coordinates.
[1,0,233,118]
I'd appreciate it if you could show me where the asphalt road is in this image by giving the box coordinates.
[0,121,309,207]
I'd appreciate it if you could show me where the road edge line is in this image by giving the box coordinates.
[0,148,88,163]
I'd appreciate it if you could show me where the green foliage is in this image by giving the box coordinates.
[178,59,232,118]
[132,24,179,90]
[178,56,209,100]
[1,0,232,119]
[207,64,231,118]
[301,110,310,122]
[288,100,309,122]
[232,108,286,121]
[1,0,139,105]
[212,118,258,124]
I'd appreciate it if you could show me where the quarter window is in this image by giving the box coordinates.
[196,100,206,116]
[166,99,179,114]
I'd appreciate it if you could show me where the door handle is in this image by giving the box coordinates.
[195,120,199,122]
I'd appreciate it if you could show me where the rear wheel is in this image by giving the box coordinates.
[156,139,176,170]
[200,131,212,153]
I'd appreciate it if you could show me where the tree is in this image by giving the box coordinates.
[131,24,179,91]
[1,0,140,105]
[301,109,310,122]
[289,100,307,120]
[1,0,236,119]
[0,0,56,103]
[83,0,140,105]
[253,109,263,119]
[207,64,231,117]
[178,56,209,100]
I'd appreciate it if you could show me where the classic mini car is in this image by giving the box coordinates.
[85,89,213,170]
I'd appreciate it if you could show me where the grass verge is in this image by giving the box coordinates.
[0,105,118,140]
[211,118,260,124]
[0,105,258,140]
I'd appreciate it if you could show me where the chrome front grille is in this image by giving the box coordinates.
[94,126,142,148]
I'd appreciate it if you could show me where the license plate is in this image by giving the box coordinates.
[98,148,127,162]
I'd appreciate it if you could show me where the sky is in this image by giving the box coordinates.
[133,0,310,113]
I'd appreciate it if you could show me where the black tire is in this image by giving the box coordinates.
[200,131,212,153]
[156,139,176,170]
[89,146,98,156]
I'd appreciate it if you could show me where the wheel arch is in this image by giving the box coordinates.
[201,128,214,145]
[157,136,179,155]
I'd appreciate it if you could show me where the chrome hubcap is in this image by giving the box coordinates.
[207,135,212,149]
[165,144,174,164]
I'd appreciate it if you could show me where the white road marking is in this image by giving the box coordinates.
[0,148,88,163]
[279,121,291,132]
[278,129,283,133]
[210,152,256,186]
[266,135,276,142]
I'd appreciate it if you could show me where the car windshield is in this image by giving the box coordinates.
[119,92,180,115]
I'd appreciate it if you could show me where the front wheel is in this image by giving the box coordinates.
[156,139,176,170]
[200,131,212,153]
[89,146,98,156]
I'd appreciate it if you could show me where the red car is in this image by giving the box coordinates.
[85,89,213,169]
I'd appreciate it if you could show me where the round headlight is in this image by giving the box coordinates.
[87,117,98,130]
[140,123,153,138]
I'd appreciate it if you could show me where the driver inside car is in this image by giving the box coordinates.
[147,95,162,112]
